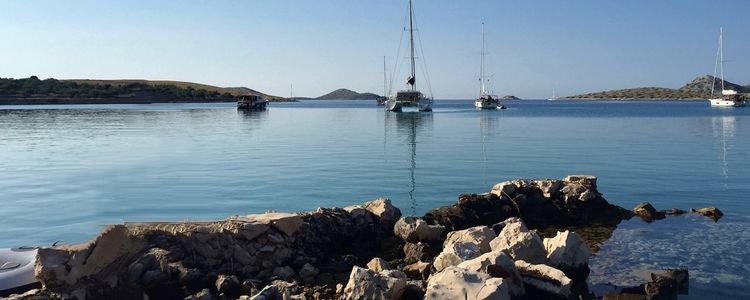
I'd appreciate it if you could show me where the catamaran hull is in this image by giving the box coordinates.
[386,98,432,112]
[710,99,747,107]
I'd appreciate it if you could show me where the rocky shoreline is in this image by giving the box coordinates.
[6,175,720,300]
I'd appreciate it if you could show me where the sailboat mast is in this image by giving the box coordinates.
[408,0,416,91]
[719,27,725,91]
[480,22,486,95]
[383,56,387,97]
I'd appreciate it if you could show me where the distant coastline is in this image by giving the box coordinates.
[565,75,749,100]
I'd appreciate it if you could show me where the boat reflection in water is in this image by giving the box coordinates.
[385,112,433,215]
[711,115,736,185]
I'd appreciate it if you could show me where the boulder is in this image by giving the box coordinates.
[185,288,213,300]
[215,275,241,296]
[691,207,723,221]
[272,266,295,281]
[514,260,572,297]
[393,217,445,243]
[491,181,517,198]
[443,225,496,253]
[563,175,598,189]
[489,219,547,264]
[457,250,524,297]
[403,242,440,263]
[543,230,591,269]
[402,280,426,300]
[366,257,390,273]
[532,179,563,198]
[363,198,402,228]
[298,263,319,284]
[342,266,406,300]
[633,202,665,222]
[433,241,481,272]
[402,262,431,280]
[424,266,510,300]
[235,212,303,236]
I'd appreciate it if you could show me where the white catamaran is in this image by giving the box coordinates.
[386,0,433,112]
[709,27,747,107]
[474,22,504,110]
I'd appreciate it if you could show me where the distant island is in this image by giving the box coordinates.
[500,95,520,100]
[314,88,380,100]
[566,75,750,100]
[0,77,282,105]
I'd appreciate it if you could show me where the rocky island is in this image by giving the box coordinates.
[567,75,749,100]
[314,89,381,100]
[0,77,282,105]
[7,175,716,300]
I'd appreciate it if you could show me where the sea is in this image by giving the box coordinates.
[1,100,748,299]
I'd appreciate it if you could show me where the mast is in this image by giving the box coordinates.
[383,56,387,97]
[719,27,725,91]
[480,22,486,95]
[408,0,416,91]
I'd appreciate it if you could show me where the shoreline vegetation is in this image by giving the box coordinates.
[8,175,717,300]
[0,77,284,105]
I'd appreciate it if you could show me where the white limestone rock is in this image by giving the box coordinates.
[457,250,524,297]
[393,217,445,243]
[342,266,406,300]
[514,260,572,297]
[489,219,547,264]
[433,241,481,272]
[543,230,591,269]
[444,225,496,254]
[425,266,510,300]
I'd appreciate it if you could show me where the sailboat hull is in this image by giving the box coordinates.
[710,98,747,107]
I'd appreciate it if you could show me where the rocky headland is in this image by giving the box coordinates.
[567,75,749,100]
[7,175,718,300]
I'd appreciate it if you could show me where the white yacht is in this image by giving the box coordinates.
[386,0,433,112]
[474,23,504,110]
[709,28,747,107]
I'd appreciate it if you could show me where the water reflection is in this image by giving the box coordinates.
[479,110,500,186]
[237,109,269,130]
[385,112,433,215]
[711,116,736,184]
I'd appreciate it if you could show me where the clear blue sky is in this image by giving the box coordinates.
[1,0,748,99]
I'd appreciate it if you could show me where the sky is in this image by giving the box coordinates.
[1,0,749,99]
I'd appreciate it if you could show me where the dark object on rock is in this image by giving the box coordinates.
[691,207,724,221]
[633,202,666,223]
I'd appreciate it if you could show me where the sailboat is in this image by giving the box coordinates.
[386,0,433,112]
[474,22,504,110]
[376,56,387,105]
[709,27,747,107]
[547,89,557,101]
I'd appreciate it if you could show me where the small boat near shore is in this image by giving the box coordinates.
[236,95,268,110]
[0,247,39,296]
[709,28,747,107]
[474,23,505,110]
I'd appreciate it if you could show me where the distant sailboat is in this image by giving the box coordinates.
[709,27,747,107]
[474,22,504,110]
[376,56,387,105]
[386,0,433,112]
[547,89,557,101]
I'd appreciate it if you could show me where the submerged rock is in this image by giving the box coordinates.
[633,202,666,222]
[424,266,510,300]
[691,207,724,221]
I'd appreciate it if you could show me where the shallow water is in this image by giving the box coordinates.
[1,100,748,298]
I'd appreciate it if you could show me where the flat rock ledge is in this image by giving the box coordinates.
[8,176,698,300]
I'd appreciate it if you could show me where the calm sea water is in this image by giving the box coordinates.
[1,100,748,298]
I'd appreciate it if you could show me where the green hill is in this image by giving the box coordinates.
[567,75,748,100]
[0,77,280,104]
[315,88,380,100]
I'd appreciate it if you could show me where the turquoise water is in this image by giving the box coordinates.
[1,100,748,298]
